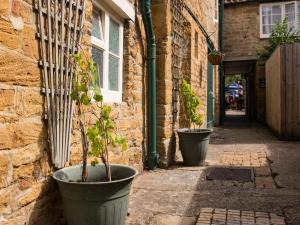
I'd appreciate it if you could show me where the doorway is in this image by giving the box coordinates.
[223,60,256,122]
[225,74,247,117]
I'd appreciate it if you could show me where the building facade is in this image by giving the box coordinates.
[0,0,219,223]
[224,0,300,122]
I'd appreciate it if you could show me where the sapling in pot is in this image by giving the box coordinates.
[70,53,127,182]
[177,79,212,166]
[53,53,138,225]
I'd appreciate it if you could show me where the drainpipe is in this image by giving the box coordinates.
[219,0,225,124]
[141,0,159,169]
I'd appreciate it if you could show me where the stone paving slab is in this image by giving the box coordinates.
[127,122,300,225]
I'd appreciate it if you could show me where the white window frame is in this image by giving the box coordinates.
[214,0,219,23]
[92,2,124,103]
[260,1,300,38]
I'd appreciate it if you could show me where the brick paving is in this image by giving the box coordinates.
[219,151,276,188]
[197,208,286,225]
[127,121,300,225]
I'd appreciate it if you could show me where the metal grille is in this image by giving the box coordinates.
[171,0,186,122]
[35,0,85,168]
[206,167,254,182]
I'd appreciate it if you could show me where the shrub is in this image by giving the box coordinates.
[180,79,203,129]
[258,17,300,61]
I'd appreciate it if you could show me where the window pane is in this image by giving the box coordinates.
[108,55,119,91]
[215,0,218,20]
[298,3,300,23]
[285,3,295,15]
[262,6,271,16]
[263,25,271,34]
[109,18,120,55]
[92,11,103,40]
[286,3,296,31]
[263,15,271,25]
[272,15,281,24]
[272,5,281,15]
[92,47,104,88]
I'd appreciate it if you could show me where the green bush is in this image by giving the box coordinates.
[258,17,300,61]
[180,79,203,128]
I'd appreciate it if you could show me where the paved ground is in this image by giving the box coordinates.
[126,118,300,225]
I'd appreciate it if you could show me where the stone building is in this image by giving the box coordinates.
[0,0,220,224]
[224,0,300,122]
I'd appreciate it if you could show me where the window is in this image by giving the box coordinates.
[260,1,300,38]
[214,0,219,22]
[195,31,199,58]
[91,7,123,103]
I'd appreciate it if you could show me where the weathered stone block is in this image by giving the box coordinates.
[21,25,39,59]
[11,143,43,166]
[0,0,9,16]
[0,18,21,49]
[13,163,35,180]
[0,89,15,111]
[0,51,41,86]
[17,182,43,207]
[0,152,12,188]
[11,0,33,24]
[0,119,44,150]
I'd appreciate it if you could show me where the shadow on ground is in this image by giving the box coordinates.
[126,118,300,225]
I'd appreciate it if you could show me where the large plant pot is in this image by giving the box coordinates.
[53,164,138,225]
[177,129,212,166]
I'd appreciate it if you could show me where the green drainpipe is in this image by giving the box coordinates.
[141,0,159,170]
[219,0,225,124]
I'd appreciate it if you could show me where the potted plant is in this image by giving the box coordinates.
[52,53,138,225]
[177,79,212,166]
[208,50,225,65]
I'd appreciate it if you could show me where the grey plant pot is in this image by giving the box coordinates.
[177,128,212,166]
[53,164,138,225]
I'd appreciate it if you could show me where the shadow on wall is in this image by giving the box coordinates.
[27,179,65,225]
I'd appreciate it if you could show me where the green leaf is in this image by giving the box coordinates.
[94,93,103,102]
[81,93,90,105]
[70,91,78,100]
[91,158,99,166]
[79,83,88,92]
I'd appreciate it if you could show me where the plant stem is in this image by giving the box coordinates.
[78,101,88,182]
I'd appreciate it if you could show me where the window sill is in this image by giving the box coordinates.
[94,0,135,21]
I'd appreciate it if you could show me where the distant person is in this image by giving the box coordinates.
[236,81,244,110]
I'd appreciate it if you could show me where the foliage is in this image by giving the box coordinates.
[258,17,300,61]
[208,50,225,56]
[180,79,203,128]
[71,53,127,182]
[225,74,245,87]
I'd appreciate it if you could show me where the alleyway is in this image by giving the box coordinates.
[126,119,300,225]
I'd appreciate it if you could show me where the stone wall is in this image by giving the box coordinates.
[224,2,268,122]
[152,0,219,167]
[0,0,146,223]
[224,2,268,61]
[0,0,220,223]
